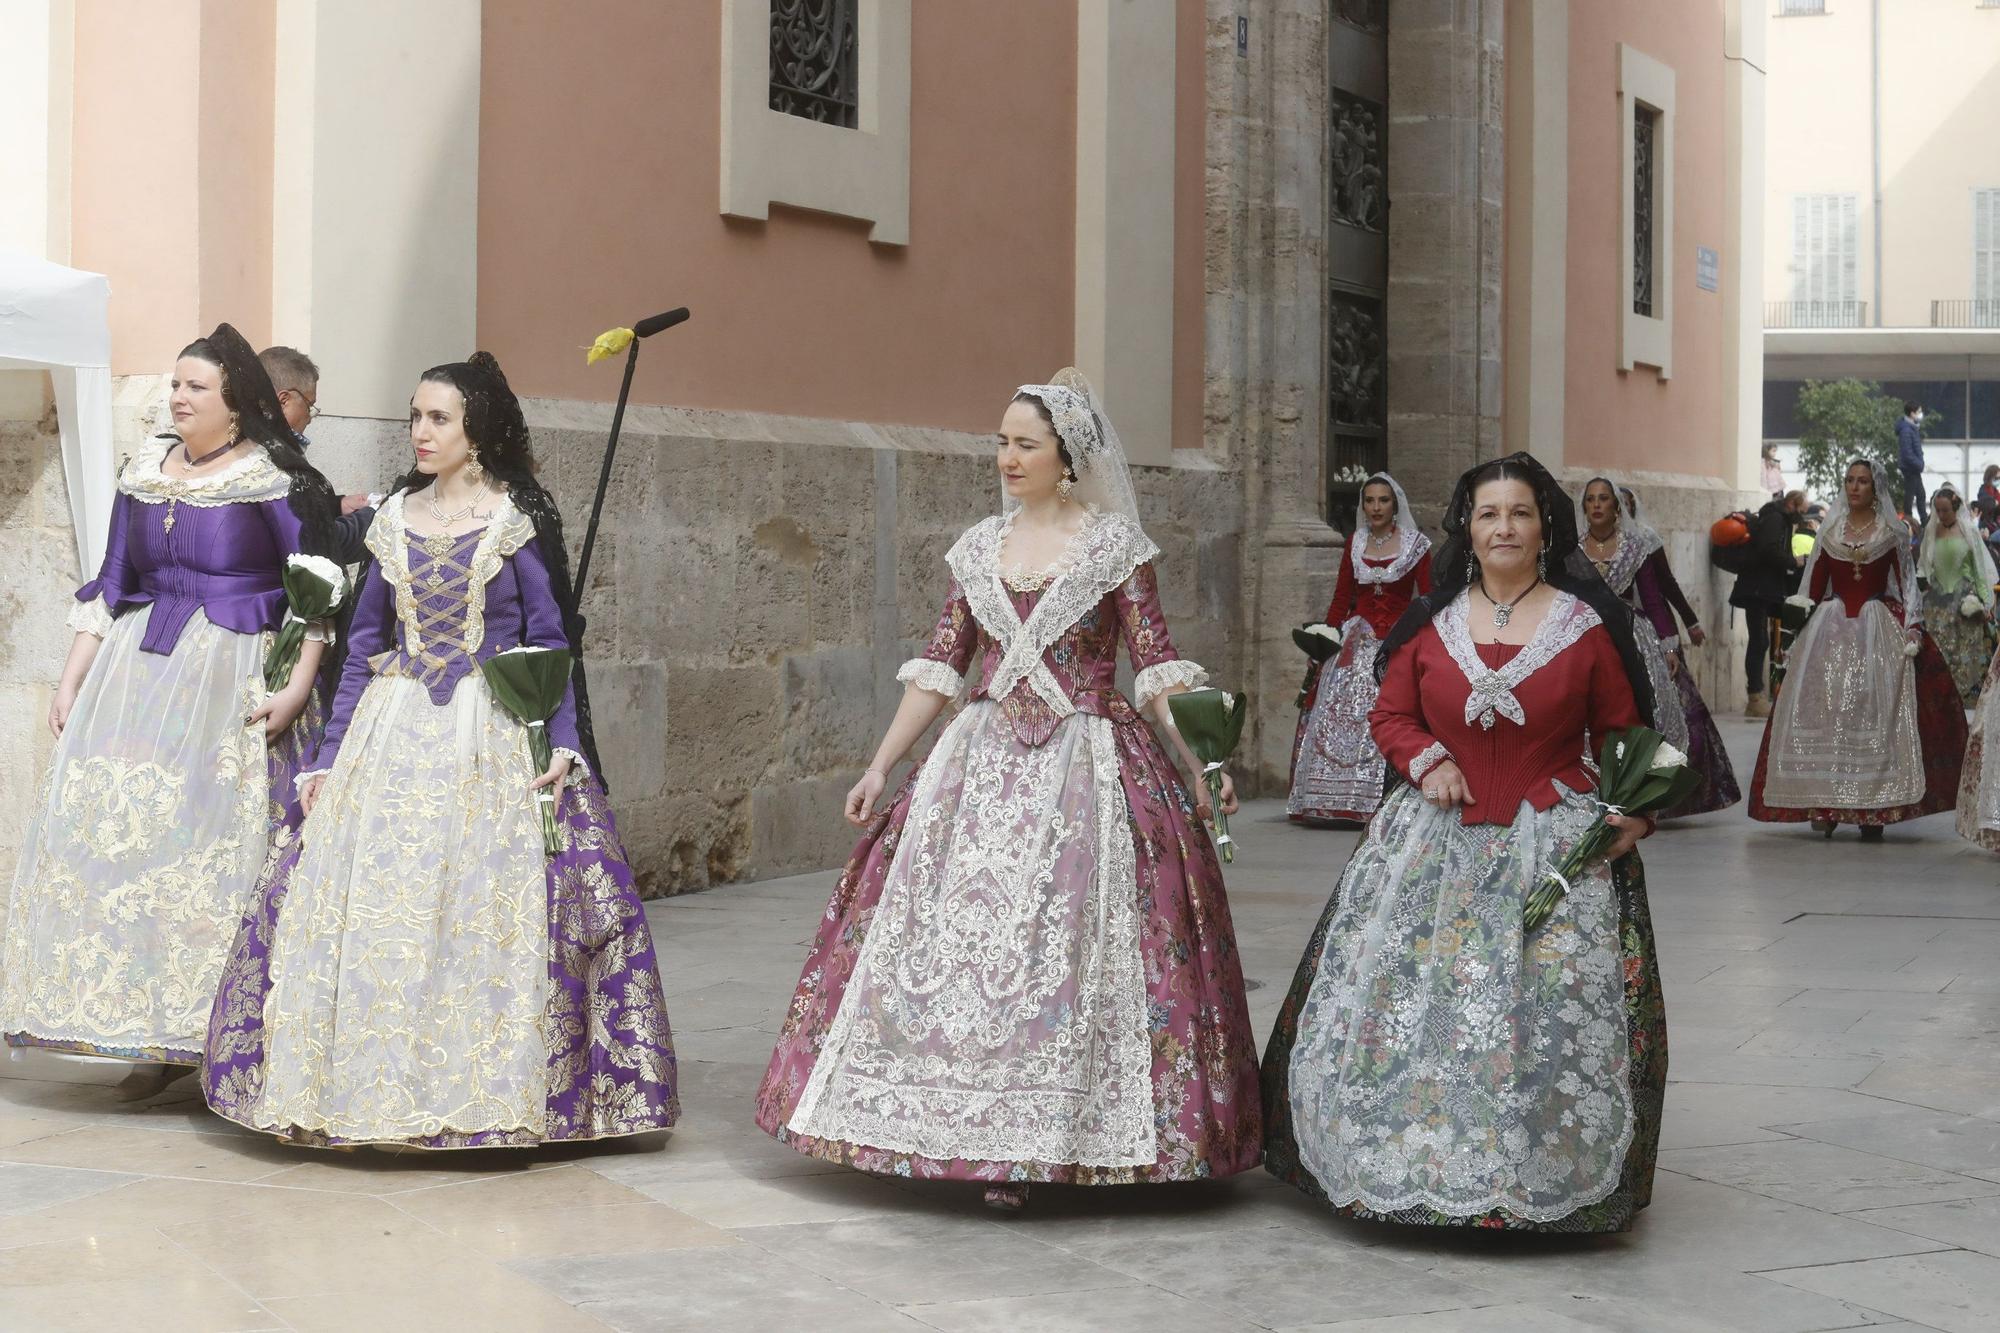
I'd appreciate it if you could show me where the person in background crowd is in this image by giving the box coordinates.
[1896,401,1929,530]
[1733,490,1807,718]
[259,345,376,564]
[1977,465,2000,538]
[1761,442,1785,499]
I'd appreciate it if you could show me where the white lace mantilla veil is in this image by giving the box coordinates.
[1801,458,1917,628]
[1918,482,2000,594]
[1008,369,1145,532]
[1349,472,1430,584]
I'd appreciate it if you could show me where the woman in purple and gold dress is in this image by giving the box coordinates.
[202,352,678,1148]
[1575,477,1740,817]
[755,370,1261,1210]
[2,324,338,1099]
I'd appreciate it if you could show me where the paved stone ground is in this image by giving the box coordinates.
[2,719,1998,1331]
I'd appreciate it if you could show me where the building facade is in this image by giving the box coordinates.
[1763,0,2000,499]
[1,0,1766,892]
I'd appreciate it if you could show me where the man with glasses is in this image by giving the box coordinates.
[259,345,375,563]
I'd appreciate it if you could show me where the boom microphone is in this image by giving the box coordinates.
[634,308,690,338]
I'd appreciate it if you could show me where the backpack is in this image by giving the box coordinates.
[1708,510,1755,574]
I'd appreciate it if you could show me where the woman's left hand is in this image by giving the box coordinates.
[1664,650,1682,679]
[248,685,309,741]
[530,753,573,808]
[1195,769,1238,820]
[1687,624,1707,648]
[1603,811,1653,861]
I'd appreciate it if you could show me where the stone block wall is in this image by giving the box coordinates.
[0,374,84,887]
[297,397,1247,896]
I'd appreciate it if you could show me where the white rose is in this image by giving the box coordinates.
[1305,623,1343,643]
[1784,593,1813,610]
[1961,594,1985,618]
[1648,742,1689,772]
[1219,691,1235,711]
[285,553,347,609]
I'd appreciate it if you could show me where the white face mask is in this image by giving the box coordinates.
[1914,410,1925,423]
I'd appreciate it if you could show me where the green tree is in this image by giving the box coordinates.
[1792,378,1942,510]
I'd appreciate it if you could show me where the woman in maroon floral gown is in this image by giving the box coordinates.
[755,371,1261,1209]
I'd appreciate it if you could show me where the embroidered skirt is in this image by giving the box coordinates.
[1261,784,1667,1233]
[202,673,679,1147]
[2,607,316,1062]
[1287,618,1388,824]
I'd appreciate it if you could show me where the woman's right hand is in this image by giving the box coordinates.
[844,768,887,826]
[300,774,326,818]
[1418,759,1476,810]
[47,681,79,738]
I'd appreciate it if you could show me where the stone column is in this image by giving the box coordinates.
[1386,0,1506,527]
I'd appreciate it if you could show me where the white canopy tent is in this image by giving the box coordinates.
[0,250,115,575]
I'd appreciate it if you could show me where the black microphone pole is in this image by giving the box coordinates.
[575,307,689,597]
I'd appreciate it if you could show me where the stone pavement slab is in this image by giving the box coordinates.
[1,717,1997,1330]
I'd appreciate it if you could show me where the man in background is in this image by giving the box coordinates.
[1732,488,1808,718]
[1896,400,1929,529]
[259,345,375,564]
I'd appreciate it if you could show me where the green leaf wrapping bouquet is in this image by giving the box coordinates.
[1522,726,1699,934]
[263,554,347,692]
[479,645,575,855]
[1167,687,1249,863]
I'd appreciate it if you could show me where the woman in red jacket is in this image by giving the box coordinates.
[1263,452,1668,1234]
[1287,473,1432,823]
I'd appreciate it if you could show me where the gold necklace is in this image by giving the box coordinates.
[419,484,491,557]
[162,431,239,534]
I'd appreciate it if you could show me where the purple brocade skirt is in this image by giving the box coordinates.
[203,771,679,1149]
[1662,666,1741,819]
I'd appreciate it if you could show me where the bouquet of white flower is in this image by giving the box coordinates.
[480,645,574,855]
[1961,593,1986,619]
[1522,727,1698,934]
[1167,687,1249,863]
[263,554,346,691]
[1290,622,1345,706]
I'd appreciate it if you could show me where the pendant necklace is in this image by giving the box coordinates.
[163,434,240,535]
[1481,578,1539,629]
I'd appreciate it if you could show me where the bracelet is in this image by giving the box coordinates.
[865,767,887,779]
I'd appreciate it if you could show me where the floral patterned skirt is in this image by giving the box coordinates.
[1287,620,1386,824]
[754,700,1262,1183]
[1261,784,1666,1233]
[2,607,318,1063]
[1957,645,2000,851]
[202,674,678,1148]
[1921,588,1996,707]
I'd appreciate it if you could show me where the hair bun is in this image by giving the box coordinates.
[1049,366,1094,398]
[467,350,509,384]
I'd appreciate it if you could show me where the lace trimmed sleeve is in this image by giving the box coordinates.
[1114,561,1207,707]
[901,577,978,697]
[66,595,115,638]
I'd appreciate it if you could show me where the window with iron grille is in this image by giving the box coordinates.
[1791,193,1859,311]
[1633,108,1658,318]
[769,0,857,128]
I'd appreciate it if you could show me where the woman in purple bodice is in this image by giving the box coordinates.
[1,324,339,1097]
[202,352,678,1148]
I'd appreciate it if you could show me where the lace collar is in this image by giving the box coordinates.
[1579,525,1658,596]
[947,510,1160,715]
[366,490,538,653]
[119,438,290,506]
[1351,526,1432,585]
[1434,590,1602,729]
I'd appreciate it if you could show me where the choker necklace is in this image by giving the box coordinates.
[1480,577,1539,628]
[181,437,238,469]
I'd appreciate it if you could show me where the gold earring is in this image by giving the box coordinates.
[464,444,485,484]
[1057,470,1075,502]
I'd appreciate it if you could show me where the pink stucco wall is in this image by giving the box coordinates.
[71,2,201,374]
[475,2,1082,435]
[1562,0,1731,483]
